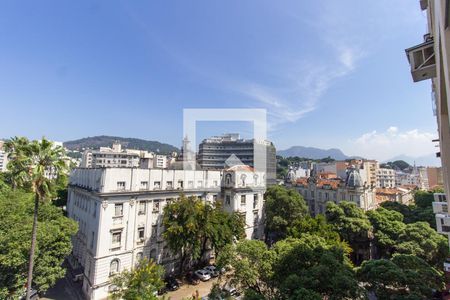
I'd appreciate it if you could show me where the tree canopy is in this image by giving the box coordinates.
[0,185,77,298]
[264,185,308,242]
[162,195,245,273]
[357,254,444,300]
[366,207,406,258]
[110,258,164,300]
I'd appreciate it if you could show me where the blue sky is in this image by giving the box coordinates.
[0,1,439,163]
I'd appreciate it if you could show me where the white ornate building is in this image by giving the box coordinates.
[67,166,266,300]
[292,167,377,215]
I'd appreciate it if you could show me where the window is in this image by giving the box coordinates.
[213,180,218,187]
[311,191,315,198]
[140,181,148,190]
[225,174,231,185]
[151,225,157,237]
[90,231,95,249]
[138,227,145,241]
[240,195,246,206]
[197,180,203,188]
[188,181,194,188]
[178,180,183,188]
[110,259,120,275]
[253,212,259,225]
[93,203,97,217]
[114,204,123,217]
[240,174,246,186]
[111,232,121,247]
[225,195,231,206]
[117,181,126,190]
[166,181,173,189]
[154,181,161,189]
[136,252,143,262]
[253,194,258,209]
[153,200,160,213]
[138,201,146,215]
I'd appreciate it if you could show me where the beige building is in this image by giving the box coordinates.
[0,141,7,172]
[376,168,396,188]
[407,0,450,273]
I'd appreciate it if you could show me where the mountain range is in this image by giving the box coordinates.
[277,146,350,160]
[64,136,179,154]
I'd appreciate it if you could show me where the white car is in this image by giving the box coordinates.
[203,265,219,277]
[194,269,211,281]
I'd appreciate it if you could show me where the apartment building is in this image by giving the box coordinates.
[293,167,376,215]
[376,168,396,188]
[67,167,266,300]
[197,133,277,185]
[80,142,171,169]
[428,166,444,188]
[406,0,450,276]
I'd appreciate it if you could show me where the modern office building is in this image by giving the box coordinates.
[197,133,277,185]
[67,167,266,300]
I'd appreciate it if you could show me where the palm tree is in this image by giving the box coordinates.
[5,137,68,300]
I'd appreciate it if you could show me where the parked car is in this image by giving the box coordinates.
[204,265,220,277]
[20,289,39,300]
[186,271,200,285]
[194,269,211,281]
[164,276,180,291]
[223,284,240,297]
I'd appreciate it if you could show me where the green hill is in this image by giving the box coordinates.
[64,136,179,154]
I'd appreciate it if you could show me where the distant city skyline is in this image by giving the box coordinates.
[0,1,439,164]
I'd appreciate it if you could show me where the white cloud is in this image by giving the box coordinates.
[348,127,436,161]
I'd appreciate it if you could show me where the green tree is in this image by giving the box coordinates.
[0,185,77,298]
[163,195,204,273]
[325,201,373,264]
[110,258,164,300]
[366,207,406,258]
[272,235,364,300]
[265,185,308,242]
[163,195,244,273]
[287,214,342,244]
[395,222,448,268]
[357,254,444,300]
[5,137,68,299]
[216,240,278,299]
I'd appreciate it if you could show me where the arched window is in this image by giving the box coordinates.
[225,174,232,185]
[110,259,120,275]
[136,252,143,262]
[240,174,247,186]
[150,249,157,262]
[253,174,258,185]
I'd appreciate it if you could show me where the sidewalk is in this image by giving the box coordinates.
[162,278,218,300]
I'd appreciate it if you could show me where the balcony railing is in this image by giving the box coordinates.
[435,214,450,235]
[405,36,436,82]
[433,202,448,214]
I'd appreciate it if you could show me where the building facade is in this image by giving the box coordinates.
[376,168,396,188]
[293,167,377,215]
[80,142,172,169]
[67,167,265,300]
[197,134,277,185]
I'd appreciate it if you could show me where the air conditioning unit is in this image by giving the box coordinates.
[420,0,428,10]
[405,37,436,82]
